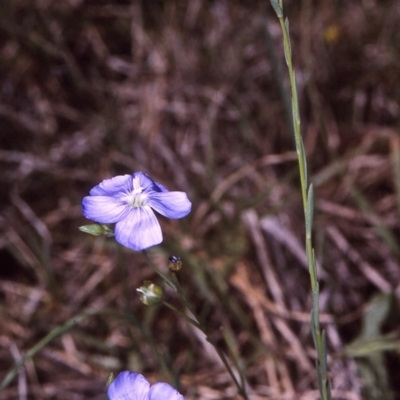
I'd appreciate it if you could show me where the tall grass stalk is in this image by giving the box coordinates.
[269,1,332,398]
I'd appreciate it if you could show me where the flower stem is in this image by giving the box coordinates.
[141,251,249,397]
[162,301,202,329]
[142,250,177,291]
[170,273,250,400]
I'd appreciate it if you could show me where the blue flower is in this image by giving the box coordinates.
[82,172,191,251]
[107,371,184,400]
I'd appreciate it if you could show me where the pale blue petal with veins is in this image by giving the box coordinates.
[149,382,184,400]
[107,372,184,400]
[107,372,149,400]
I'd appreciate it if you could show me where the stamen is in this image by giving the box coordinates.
[124,176,147,207]
[132,176,143,194]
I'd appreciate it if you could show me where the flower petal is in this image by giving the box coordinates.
[90,175,133,197]
[107,371,150,400]
[135,172,168,193]
[114,207,162,251]
[82,196,129,223]
[147,192,192,219]
[149,383,184,400]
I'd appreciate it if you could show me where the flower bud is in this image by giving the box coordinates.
[137,281,163,306]
[106,372,115,387]
[168,255,182,272]
[79,224,114,237]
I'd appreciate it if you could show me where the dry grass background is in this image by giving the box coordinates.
[0,0,400,399]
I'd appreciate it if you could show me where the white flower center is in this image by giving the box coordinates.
[123,176,148,207]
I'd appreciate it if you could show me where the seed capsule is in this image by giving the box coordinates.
[168,255,182,272]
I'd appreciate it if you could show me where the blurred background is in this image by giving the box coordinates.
[1,0,400,399]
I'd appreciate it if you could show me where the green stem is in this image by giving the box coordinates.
[141,252,248,396]
[170,273,249,400]
[269,1,331,399]
[162,301,202,330]
[142,250,248,397]
[142,250,177,291]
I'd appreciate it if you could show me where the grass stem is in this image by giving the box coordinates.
[269,1,331,398]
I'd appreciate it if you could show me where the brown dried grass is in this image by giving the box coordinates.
[0,1,399,399]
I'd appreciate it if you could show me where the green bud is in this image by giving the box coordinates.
[137,281,163,306]
[79,224,114,237]
[105,372,114,387]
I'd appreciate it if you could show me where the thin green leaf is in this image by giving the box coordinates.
[312,283,320,332]
[306,184,314,239]
[299,136,308,188]
[269,0,283,17]
[321,330,327,377]
[310,309,318,349]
